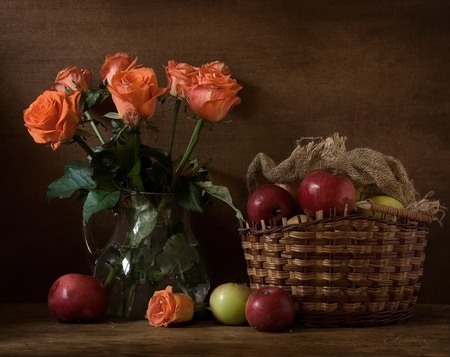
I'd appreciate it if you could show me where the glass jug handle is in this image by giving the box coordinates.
[82,210,118,273]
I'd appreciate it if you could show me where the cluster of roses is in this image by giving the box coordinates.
[22,53,243,222]
[23,53,242,151]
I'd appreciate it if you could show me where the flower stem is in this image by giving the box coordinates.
[134,135,144,192]
[129,130,144,192]
[104,261,122,289]
[85,110,106,145]
[124,280,138,318]
[73,135,94,157]
[168,99,182,157]
[171,119,205,190]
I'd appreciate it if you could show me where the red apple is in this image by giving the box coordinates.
[246,184,297,226]
[245,286,296,332]
[48,273,108,323]
[298,169,356,218]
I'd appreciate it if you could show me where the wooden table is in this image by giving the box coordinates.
[0,304,448,356]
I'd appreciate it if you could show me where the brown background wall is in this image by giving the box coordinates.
[1,0,449,304]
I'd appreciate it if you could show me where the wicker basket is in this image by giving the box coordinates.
[239,201,433,327]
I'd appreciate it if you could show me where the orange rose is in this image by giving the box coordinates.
[200,61,231,77]
[165,60,200,99]
[23,90,81,150]
[108,66,166,126]
[100,52,138,85]
[145,286,194,327]
[188,80,242,123]
[186,61,241,122]
[188,84,241,122]
[50,66,92,92]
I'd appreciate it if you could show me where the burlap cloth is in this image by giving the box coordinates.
[246,133,444,222]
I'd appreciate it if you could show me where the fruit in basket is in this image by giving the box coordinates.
[209,283,252,325]
[360,195,404,219]
[298,169,356,217]
[246,184,297,225]
[48,273,108,323]
[245,286,296,332]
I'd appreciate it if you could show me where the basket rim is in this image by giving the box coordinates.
[356,200,433,224]
[240,201,433,234]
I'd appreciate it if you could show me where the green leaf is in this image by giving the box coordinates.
[127,160,144,193]
[82,188,121,222]
[90,150,121,190]
[140,145,173,192]
[155,233,199,275]
[104,112,122,120]
[45,160,96,202]
[143,162,169,192]
[82,88,110,111]
[124,194,157,247]
[90,131,140,190]
[140,145,172,173]
[114,131,141,181]
[195,181,244,221]
[84,90,101,109]
[175,180,203,212]
[142,268,165,283]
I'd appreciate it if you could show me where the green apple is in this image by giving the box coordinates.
[361,195,404,219]
[209,283,252,325]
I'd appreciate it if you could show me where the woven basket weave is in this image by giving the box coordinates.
[239,201,433,327]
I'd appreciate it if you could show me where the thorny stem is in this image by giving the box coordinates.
[171,118,205,190]
[85,110,106,145]
[73,135,94,157]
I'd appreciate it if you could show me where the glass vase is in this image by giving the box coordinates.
[83,192,210,319]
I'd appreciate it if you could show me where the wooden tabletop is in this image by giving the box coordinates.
[0,303,449,356]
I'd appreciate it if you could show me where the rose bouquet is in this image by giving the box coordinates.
[24,53,243,220]
[23,53,243,318]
